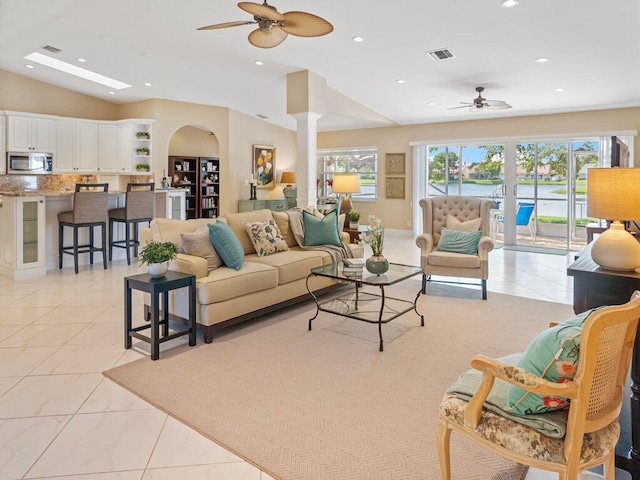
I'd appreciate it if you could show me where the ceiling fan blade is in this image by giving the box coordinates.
[248,25,288,48]
[197,20,256,30]
[238,2,284,21]
[281,11,333,37]
[446,104,472,110]
[486,103,512,110]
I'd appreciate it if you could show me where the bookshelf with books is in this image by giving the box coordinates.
[168,155,221,219]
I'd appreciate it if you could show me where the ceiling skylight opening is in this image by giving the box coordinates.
[501,0,519,7]
[254,60,264,66]
[24,52,131,90]
[536,57,550,63]
[396,79,406,84]
[352,36,364,43]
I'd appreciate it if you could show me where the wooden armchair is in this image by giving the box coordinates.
[416,196,494,299]
[437,291,640,480]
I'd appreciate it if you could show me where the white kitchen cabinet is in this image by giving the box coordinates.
[116,124,133,173]
[155,189,186,220]
[97,123,118,173]
[7,115,55,152]
[0,116,5,174]
[0,195,46,280]
[55,119,98,172]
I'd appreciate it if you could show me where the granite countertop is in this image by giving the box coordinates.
[0,187,188,197]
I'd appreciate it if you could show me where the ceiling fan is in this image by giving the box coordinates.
[448,87,512,111]
[197,1,334,49]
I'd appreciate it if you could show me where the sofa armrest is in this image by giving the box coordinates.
[345,242,364,258]
[170,253,209,279]
[340,231,350,244]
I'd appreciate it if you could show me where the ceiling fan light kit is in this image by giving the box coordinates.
[198,1,333,48]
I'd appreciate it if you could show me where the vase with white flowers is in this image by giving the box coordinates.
[358,215,389,274]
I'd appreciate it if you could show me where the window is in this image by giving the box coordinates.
[317,147,378,200]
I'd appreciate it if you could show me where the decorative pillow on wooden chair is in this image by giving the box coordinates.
[445,214,482,232]
[506,308,599,415]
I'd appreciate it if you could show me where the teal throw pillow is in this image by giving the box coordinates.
[505,308,598,415]
[302,209,342,247]
[436,227,482,255]
[207,221,244,271]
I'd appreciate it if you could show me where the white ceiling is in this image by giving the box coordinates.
[1,0,639,132]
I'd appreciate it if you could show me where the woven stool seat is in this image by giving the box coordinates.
[109,183,155,265]
[58,183,109,274]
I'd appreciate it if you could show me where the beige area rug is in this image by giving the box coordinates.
[104,280,575,480]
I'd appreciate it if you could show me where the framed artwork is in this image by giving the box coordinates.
[386,177,405,199]
[385,153,405,175]
[253,145,276,189]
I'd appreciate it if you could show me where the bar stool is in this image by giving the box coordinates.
[58,183,109,274]
[109,183,155,265]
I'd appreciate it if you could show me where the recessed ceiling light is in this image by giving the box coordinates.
[144,82,152,87]
[254,60,264,66]
[554,88,565,92]
[501,0,519,6]
[396,79,406,84]
[25,64,35,69]
[24,52,131,89]
[77,58,86,63]
[536,57,550,63]
[108,91,115,95]
[352,36,364,43]
[427,102,436,106]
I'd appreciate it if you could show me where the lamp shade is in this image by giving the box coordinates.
[331,173,361,194]
[280,171,296,185]
[587,168,640,220]
[587,168,640,271]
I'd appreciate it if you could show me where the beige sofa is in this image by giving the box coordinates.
[140,208,362,343]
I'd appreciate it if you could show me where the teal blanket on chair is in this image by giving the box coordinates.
[446,353,568,438]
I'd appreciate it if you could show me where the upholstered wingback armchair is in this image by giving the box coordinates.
[416,196,494,299]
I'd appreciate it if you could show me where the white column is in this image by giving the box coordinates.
[291,112,322,209]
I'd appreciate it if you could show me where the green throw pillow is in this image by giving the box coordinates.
[436,227,482,255]
[302,209,342,247]
[208,221,244,271]
[505,308,598,415]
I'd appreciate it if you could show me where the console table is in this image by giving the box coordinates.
[567,243,640,478]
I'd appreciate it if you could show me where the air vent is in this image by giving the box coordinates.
[256,113,268,119]
[42,45,61,54]
[427,48,455,61]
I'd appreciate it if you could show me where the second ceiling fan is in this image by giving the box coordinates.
[449,87,512,111]
[197,1,333,48]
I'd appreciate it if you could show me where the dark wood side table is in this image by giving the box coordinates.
[124,271,196,360]
[343,225,367,244]
[567,243,640,478]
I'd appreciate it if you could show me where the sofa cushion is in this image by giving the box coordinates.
[223,209,276,255]
[436,227,482,255]
[180,226,223,272]
[208,221,245,271]
[244,219,289,256]
[247,249,325,285]
[197,262,279,304]
[272,211,298,247]
[150,217,223,252]
[303,209,342,247]
[427,251,481,269]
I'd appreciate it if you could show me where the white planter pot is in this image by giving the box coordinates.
[147,262,169,278]
[349,221,359,229]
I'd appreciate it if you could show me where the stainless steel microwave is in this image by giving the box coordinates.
[7,152,53,175]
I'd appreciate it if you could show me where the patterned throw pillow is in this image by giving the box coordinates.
[244,219,289,256]
[505,308,598,415]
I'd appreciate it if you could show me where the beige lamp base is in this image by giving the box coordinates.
[591,221,640,271]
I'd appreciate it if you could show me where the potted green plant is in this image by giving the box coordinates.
[135,163,150,172]
[139,241,178,277]
[136,147,150,155]
[348,210,361,229]
[136,131,150,139]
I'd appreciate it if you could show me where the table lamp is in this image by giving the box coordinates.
[587,167,640,271]
[331,173,361,215]
[280,171,296,192]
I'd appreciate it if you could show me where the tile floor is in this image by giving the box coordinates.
[0,229,627,479]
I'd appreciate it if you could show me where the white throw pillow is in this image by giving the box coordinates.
[180,225,223,271]
[445,214,481,232]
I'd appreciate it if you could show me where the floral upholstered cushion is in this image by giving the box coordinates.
[440,394,619,464]
[506,308,598,415]
[244,219,289,257]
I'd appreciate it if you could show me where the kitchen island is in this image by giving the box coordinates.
[0,188,186,279]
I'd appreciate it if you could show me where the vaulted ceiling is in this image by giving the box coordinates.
[1,0,638,132]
